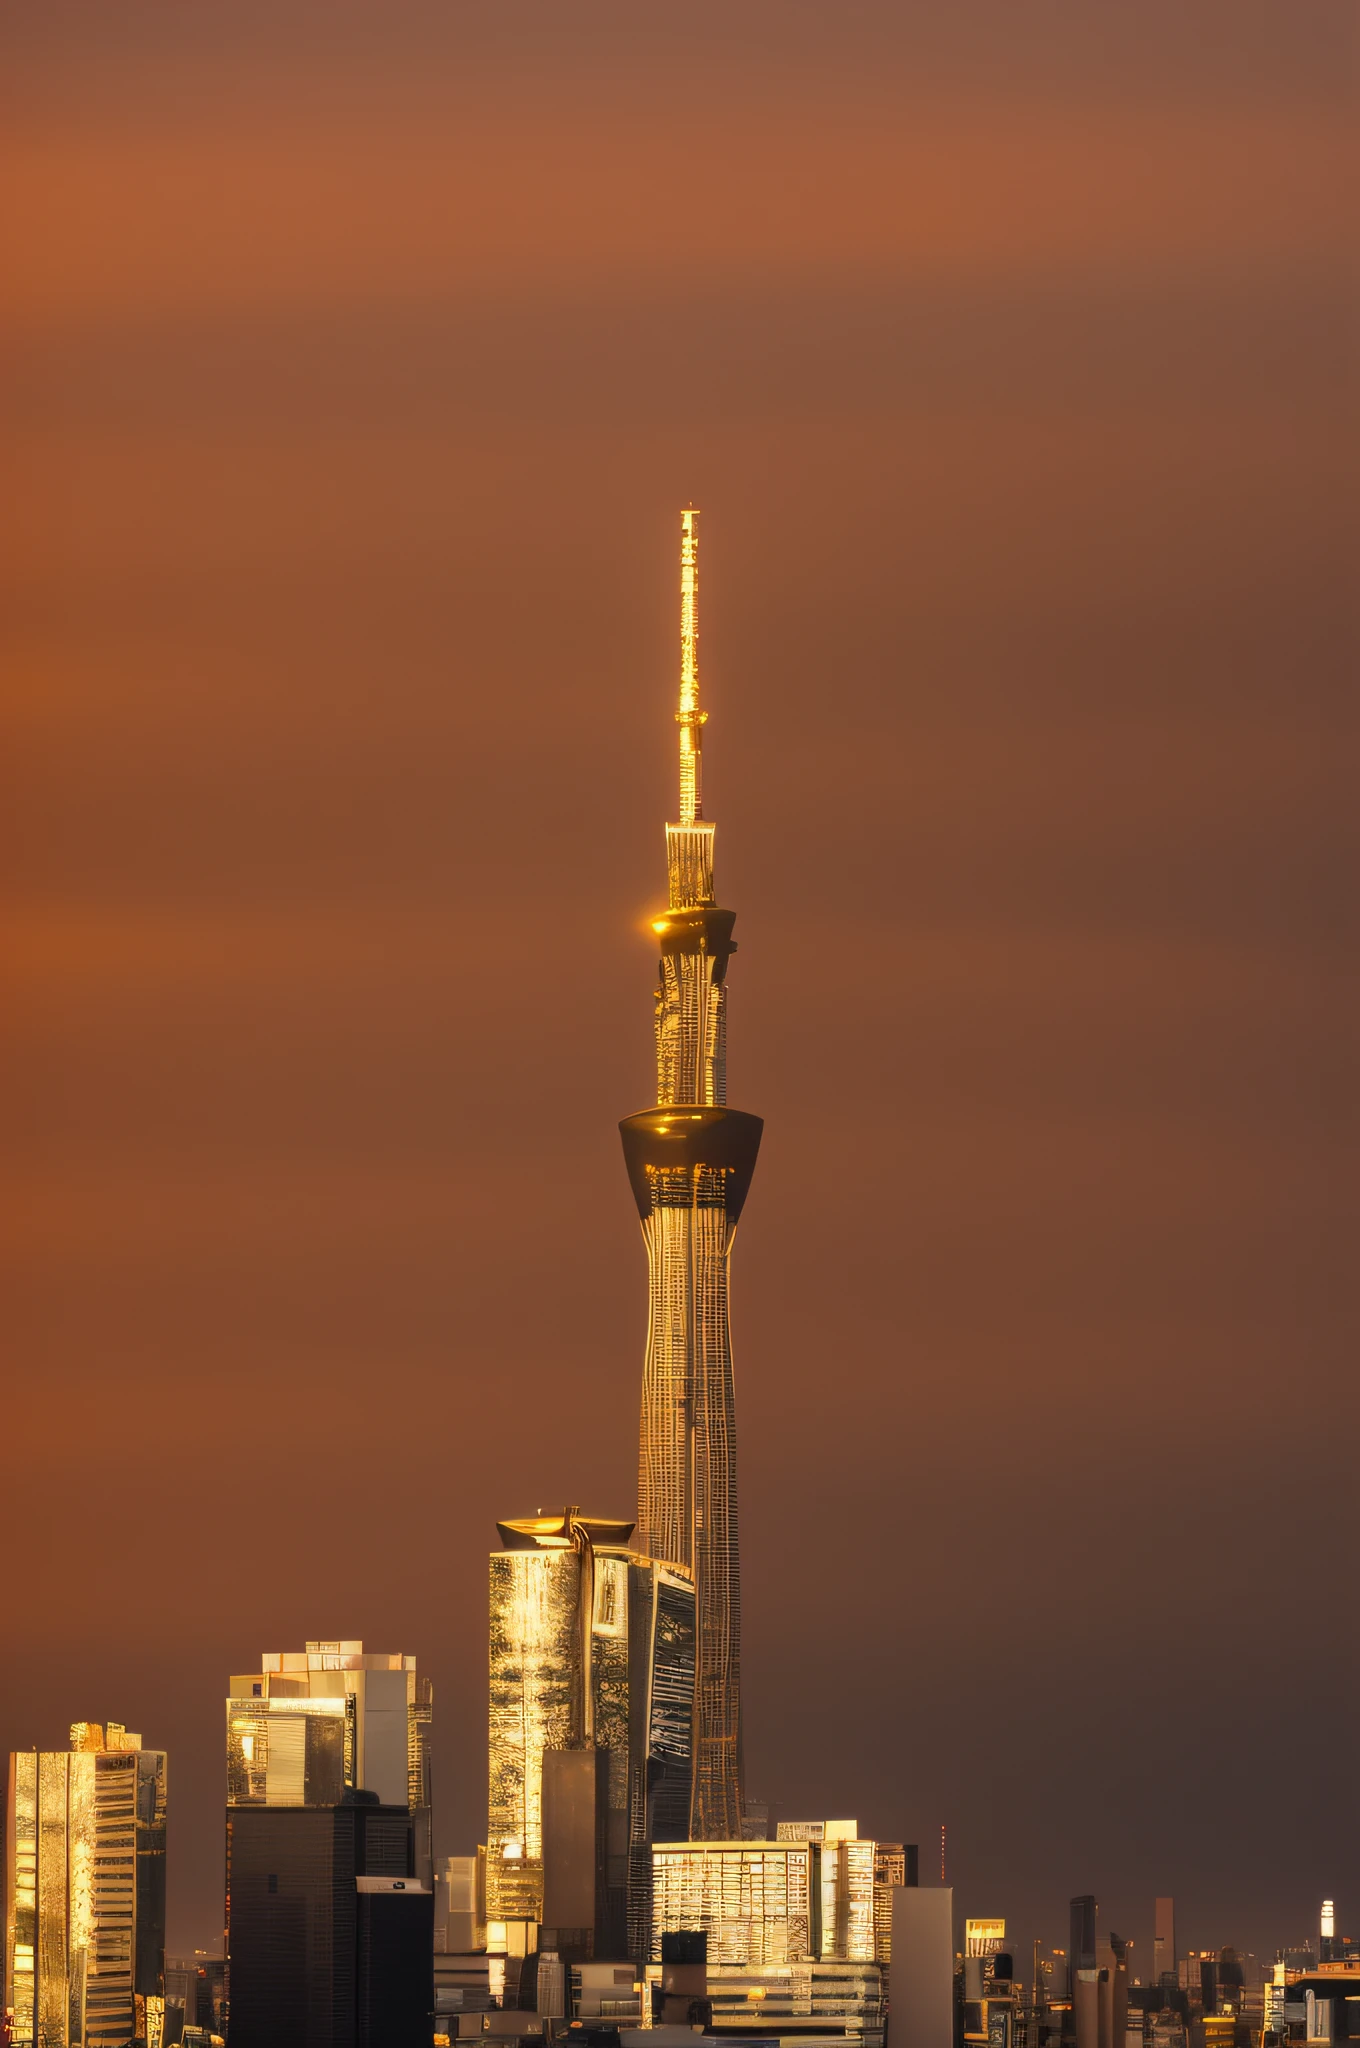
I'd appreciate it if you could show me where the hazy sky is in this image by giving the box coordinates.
[2,1,1354,1968]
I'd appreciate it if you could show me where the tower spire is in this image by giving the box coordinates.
[622,509,762,1845]
[677,508,706,825]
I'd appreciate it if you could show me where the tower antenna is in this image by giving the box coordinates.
[677,508,706,824]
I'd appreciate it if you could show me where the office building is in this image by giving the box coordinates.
[226,1642,432,1885]
[622,508,763,1839]
[431,1948,499,2030]
[1103,1934,1130,2048]
[568,1961,645,2026]
[698,1961,885,2048]
[1155,1903,1177,1991]
[225,1644,433,2047]
[650,1840,817,1964]
[962,1944,1022,2048]
[777,1823,903,1965]
[357,1878,436,2046]
[650,1826,905,1971]
[778,1824,877,1964]
[1070,1898,1098,2048]
[487,1509,696,1958]
[1317,1903,1357,1967]
[890,1887,954,2048]
[434,1856,486,1956]
[225,1799,430,2048]
[821,1836,877,1966]
[872,1845,910,1966]
[4,1721,167,2048]
[163,1953,224,2046]
[965,1918,1007,1962]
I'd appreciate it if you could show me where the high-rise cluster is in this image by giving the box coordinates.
[8,517,1348,2048]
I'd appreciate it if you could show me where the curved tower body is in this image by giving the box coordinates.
[619,511,761,1840]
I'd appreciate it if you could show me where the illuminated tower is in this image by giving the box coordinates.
[484,1510,695,1959]
[620,509,762,1840]
[4,1722,167,2048]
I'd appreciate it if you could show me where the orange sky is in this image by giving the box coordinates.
[1,0,1354,1963]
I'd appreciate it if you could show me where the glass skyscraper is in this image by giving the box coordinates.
[485,1510,695,1960]
[4,1722,167,2048]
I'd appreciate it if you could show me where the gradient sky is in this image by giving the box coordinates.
[2,0,1354,1972]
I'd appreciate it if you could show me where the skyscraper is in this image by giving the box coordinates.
[4,1721,167,2048]
[1154,1900,1176,1989]
[225,1804,428,2048]
[224,1643,433,2048]
[621,509,762,1841]
[485,1509,695,1959]
[226,1642,432,1885]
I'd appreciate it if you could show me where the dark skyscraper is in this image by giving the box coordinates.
[621,510,762,1839]
[225,1801,430,2048]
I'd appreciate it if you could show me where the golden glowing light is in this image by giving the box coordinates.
[676,508,705,827]
[6,1729,168,2048]
[632,508,751,1840]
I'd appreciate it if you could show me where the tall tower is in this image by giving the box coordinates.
[620,509,762,1840]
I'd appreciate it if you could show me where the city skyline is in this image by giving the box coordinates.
[2,0,1352,1980]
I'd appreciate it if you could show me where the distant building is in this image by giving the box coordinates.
[486,1509,695,1959]
[890,1887,954,2048]
[1317,1903,1357,1967]
[1155,1903,1177,1990]
[434,1854,486,1955]
[163,1952,224,2045]
[701,1960,884,2048]
[3,1721,167,2048]
[1070,1898,1098,2048]
[872,1844,909,1965]
[739,1800,775,1842]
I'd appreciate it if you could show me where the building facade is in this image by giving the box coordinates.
[700,1962,885,2048]
[4,1722,167,2048]
[224,1643,432,2047]
[226,1642,432,1885]
[622,508,762,1841]
[224,1802,428,2048]
[775,1823,900,1965]
[650,1841,817,1965]
[651,1824,901,1971]
[485,1510,695,1959]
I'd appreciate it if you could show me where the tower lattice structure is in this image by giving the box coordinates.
[620,510,762,1841]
